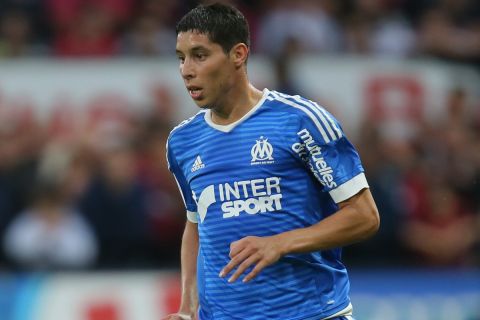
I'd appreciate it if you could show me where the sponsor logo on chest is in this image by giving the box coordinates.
[192,177,283,222]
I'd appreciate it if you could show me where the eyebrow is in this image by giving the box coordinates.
[176,46,209,55]
[191,46,208,52]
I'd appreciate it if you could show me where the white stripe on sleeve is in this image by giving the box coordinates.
[270,91,331,143]
[289,94,341,141]
[329,173,369,203]
[187,210,198,223]
[315,102,343,139]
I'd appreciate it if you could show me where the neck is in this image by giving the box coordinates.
[210,75,263,125]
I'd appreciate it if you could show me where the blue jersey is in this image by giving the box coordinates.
[166,89,368,320]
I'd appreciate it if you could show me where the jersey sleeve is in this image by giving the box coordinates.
[293,103,369,203]
[166,138,198,223]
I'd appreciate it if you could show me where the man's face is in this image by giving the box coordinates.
[176,31,235,109]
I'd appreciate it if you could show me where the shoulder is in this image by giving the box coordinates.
[167,110,207,145]
[267,90,343,144]
[267,90,329,120]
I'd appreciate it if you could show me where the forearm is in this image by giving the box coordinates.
[178,220,199,314]
[220,190,380,283]
[276,189,379,255]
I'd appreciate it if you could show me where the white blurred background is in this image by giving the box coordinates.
[0,0,479,319]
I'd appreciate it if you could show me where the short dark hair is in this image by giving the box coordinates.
[176,3,250,55]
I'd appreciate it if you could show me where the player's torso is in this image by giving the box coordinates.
[169,98,351,320]
[177,107,323,246]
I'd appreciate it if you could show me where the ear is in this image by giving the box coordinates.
[230,43,249,68]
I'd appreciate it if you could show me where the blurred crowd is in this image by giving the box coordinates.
[0,0,479,63]
[350,87,480,268]
[0,96,187,270]
[0,0,479,271]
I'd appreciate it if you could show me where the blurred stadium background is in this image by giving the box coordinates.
[0,0,479,319]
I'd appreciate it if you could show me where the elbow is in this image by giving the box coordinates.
[341,189,380,241]
[363,206,380,239]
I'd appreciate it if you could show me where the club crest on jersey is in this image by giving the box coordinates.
[251,136,274,165]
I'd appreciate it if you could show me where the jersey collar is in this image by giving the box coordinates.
[204,88,269,133]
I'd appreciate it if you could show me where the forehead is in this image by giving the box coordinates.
[176,31,216,51]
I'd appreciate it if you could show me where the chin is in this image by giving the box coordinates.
[197,102,211,109]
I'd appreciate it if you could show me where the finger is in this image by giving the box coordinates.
[219,247,251,277]
[229,238,249,258]
[227,253,261,283]
[242,260,269,283]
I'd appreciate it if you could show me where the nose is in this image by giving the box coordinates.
[180,57,195,80]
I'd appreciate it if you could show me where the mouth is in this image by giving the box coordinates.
[187,86,203,100]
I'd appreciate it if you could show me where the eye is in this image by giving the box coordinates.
[177,56,185,63]
[195,53,207,60]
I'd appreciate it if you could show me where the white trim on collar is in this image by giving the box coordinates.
[204,88,269,133]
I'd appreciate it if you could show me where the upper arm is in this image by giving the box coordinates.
[338,188,380,230]
[291,99,368,203]
[167,138,199,223]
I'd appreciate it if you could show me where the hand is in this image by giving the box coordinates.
[162,313,197,320]
[219,235,284,283]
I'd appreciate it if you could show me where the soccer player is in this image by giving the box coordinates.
[164,3,380,320]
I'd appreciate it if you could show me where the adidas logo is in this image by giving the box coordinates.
[191,155,205,172]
